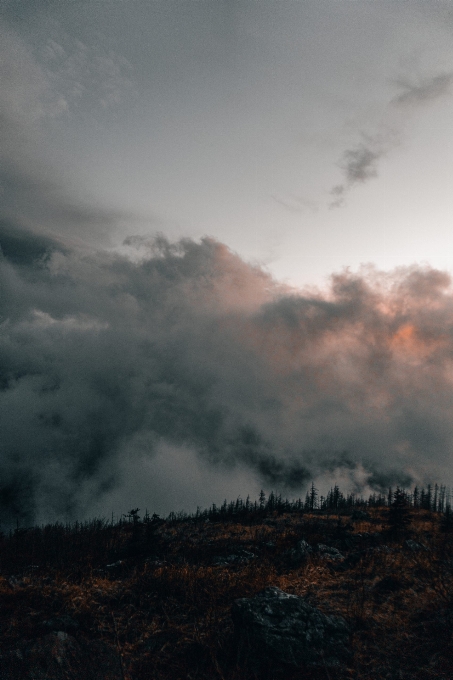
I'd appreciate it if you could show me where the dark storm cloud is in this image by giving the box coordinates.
[2,229,453,523]
[0,159,146,247]
[330,71,453,207]
[0,220,62,267]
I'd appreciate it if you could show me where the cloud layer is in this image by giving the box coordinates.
[0,21,143,249]
[2,227,453,523]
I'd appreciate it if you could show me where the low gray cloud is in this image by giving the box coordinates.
[2,227,453,524]
[330,71,453,207]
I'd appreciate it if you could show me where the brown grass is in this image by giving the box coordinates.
[0,508,452,679]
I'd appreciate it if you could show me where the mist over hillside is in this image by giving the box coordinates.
[2,225,453,524]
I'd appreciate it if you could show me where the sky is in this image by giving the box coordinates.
[2,0,453,524]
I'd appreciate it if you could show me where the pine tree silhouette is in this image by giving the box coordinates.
[440,505,453,533]
[388,487,411,536]
[309,482,318,510]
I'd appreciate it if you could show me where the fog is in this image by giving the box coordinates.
[2,226,453,524]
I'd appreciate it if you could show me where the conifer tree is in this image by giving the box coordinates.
[434,484,439,512]
[426,484,433,510]
[268,491,275,511]
[420,487,426,509]
[309,482,318,510]
[440,505,453,533]
[388,487,411,536]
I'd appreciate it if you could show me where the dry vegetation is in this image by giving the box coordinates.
[0,499,453,679]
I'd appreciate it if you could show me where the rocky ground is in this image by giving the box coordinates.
[0,507,452,679]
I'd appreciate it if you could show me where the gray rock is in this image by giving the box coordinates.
[287,539,312,563]
[232,586,351,670]
[373,545,393,554]
[145,559,167,567]
[404,539,429,552]
[317,544,345,560]
[105,560,124,569]
[237,549,256,560]
[8,576,23,589]
[212,557,229,566]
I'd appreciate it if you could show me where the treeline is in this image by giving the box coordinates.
[1,482,452,573]
[2,482,452,534]
[165,482,453,523]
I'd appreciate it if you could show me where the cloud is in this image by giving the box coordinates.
[0,22,153,248]
[330,71,453,207]
[2,228,453,524]
[392,72,453,107]
[0,20,134,129]
[39,33,135,111]
[330,139,384,208]
[340,146,380,185]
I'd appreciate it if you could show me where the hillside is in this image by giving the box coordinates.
[1,490,452,679]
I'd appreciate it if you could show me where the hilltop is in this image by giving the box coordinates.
[0,488,452,679]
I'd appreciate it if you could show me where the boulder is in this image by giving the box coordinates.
[231,586,351,671]
[105,560,125,569]
[372,544,393,554]
[286,539,312,563]
[316,544,345,560]
[404,539,429,552]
